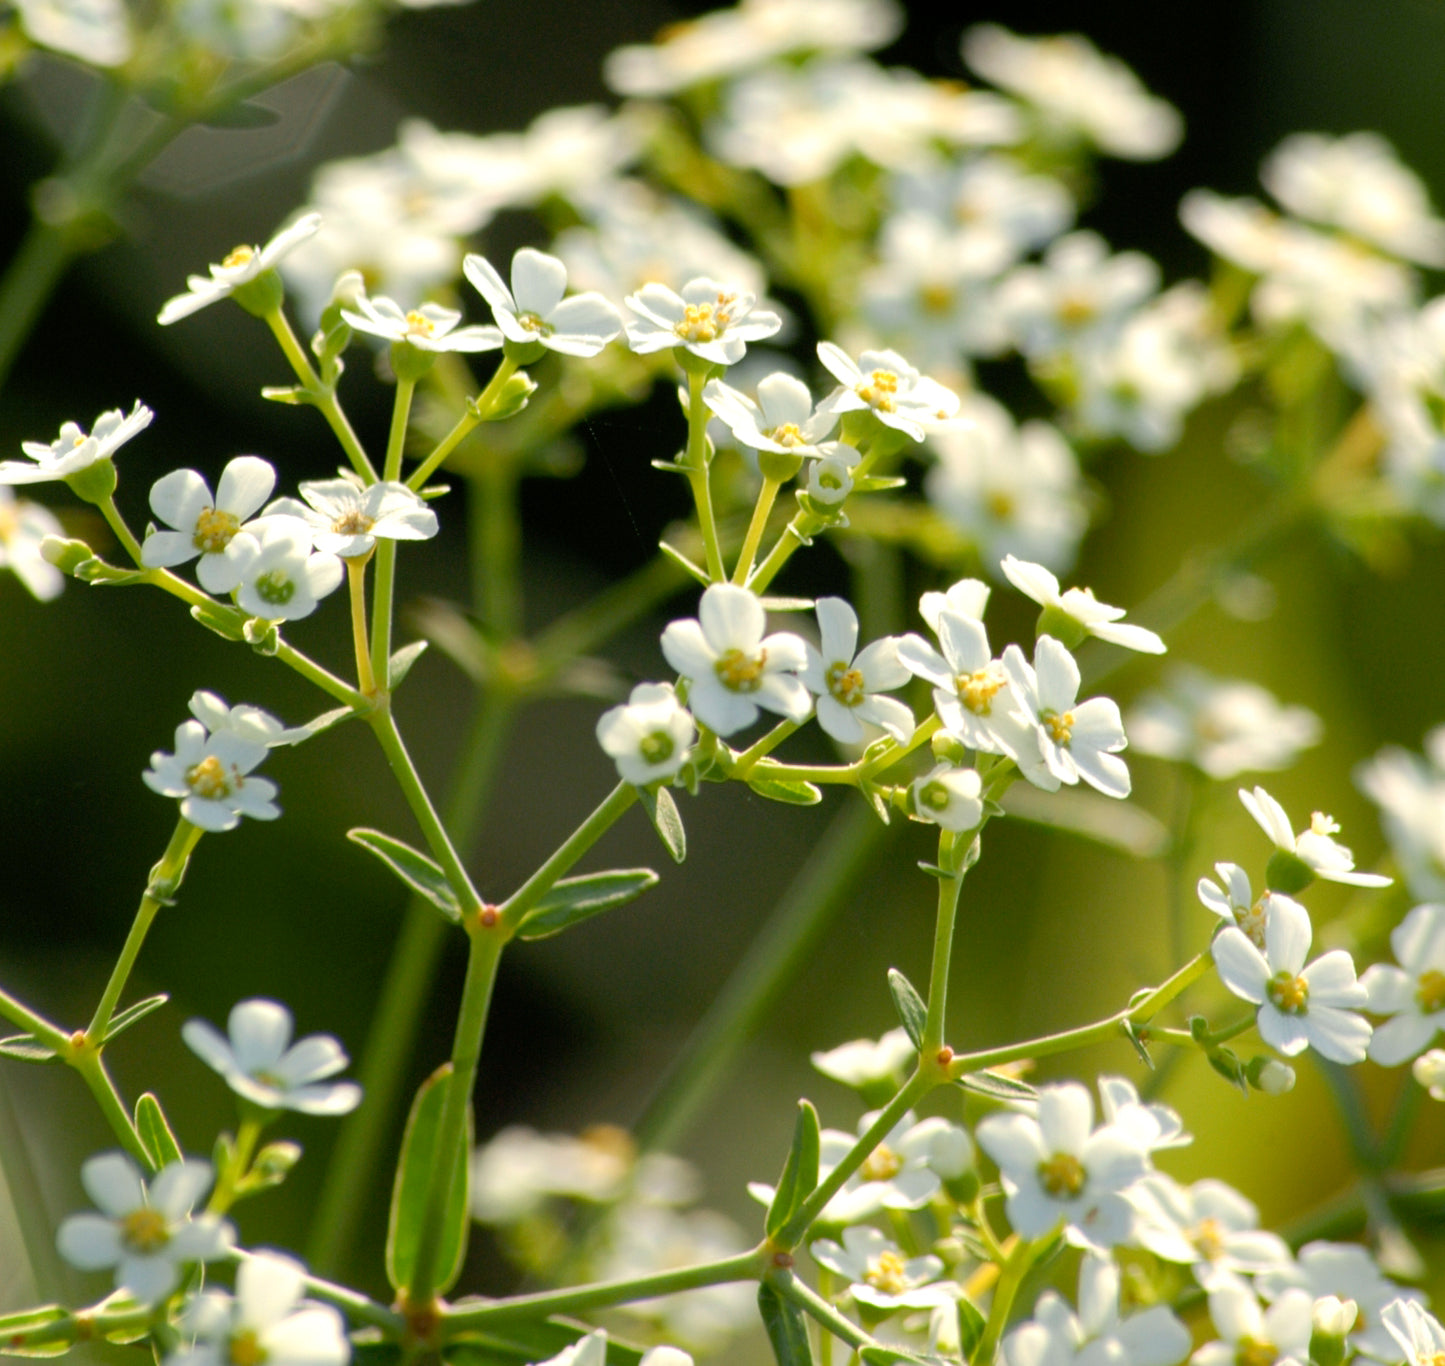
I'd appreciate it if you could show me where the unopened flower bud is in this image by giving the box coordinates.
[1413,1048,1445,1099]
[1248,1056,1296,1095]
[1309,1294,1356,1366]
[40,535,95,573]
[931,730,968,764]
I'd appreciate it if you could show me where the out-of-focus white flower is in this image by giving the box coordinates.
[182,999,360,1115]
[341,297,502,354]
[470,1125,636,1224]
[464,248,623,358]
[1128,667,1321,779]
[0,487,64,600]
[1191,1277,1313,1366]
[962,24,1183,161]
[1360,903,1445,1066]
[1383,1300,1445,1366]
[142,456,276,592]
[187,691,305,748]
[800,597,914,744]
[158,217,322,324]
[625,278,781,366]
[1414,1048,1445,1100]
[911,763,983,832]
[810,1226,951,1313]
[1196,863,1302,953]
[1129,1174,1293,1287]
[264,478,437,558]
[810,1027,915,1092]
[14,0,130,63]
[596,683,696,786]
[1357,731,1445,903]
[143,721,280,832]
[1097,1076,1190,1153]
[1239,786,1392,890]
[0,402,152,486]
[1001,555,1164,654]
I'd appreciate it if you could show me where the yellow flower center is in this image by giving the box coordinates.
[0,500,18,545]
[222,245,255,269]
[1268,971,1309,1014]
[860,1144,902,1182]
[1237,898,1269,950]
[770,422,804,447]
[1236,1337,1279,1366]
[919,283,955,315]
[957,667,1005,715]
[193,506,240,554]
[405,310,436,337]
[1310,811,1339,836]
[715,648,766,693]
[856,369,899,413]
[1057,294,1096,327]
[826,662,866,707]
[986,490,1016,521]
[121,1207,169,1254]
[1191,1215,1224,1262]
[865,1249,908,1295]
[517,311,554,336]
[1037,1151,1085,1197]
[1418,969,1445,1014]
[229,1328,267,1366]
[186,755,234,800]
[1043,709,1075,745]
[332,510,376,536]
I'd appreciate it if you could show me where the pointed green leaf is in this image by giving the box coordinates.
[102,993,168,1045]
[887,968,927,1050]
[956,1070,1037,1103]
[851,474,908,494]
[1120,1018,1153,1068]
[517,869,660,940]
[348,828,461,922]
[865,788,892,824]
[189,600,247,640]
[766,1100,820,1238]
[860,1347,949,1366]
[746,776,823,806]
[386,1064,472,1295]
[135,1093,183,1170]
[0,1035,58,1064]
[0,1305,73,1356]
[956,1298,986,1362]
[298,705,356,740]
[389,640,429,688]
[637,786,686,864]
[657,541,710,586]
[758,1283,814,1366]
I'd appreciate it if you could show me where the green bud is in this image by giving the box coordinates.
[389,339,438,383]
[488,370,538,422]
[246,1140,303,1191]
[40,535,94,574]
[1036,604,1087,650]
[1266,848,1316,895]
[1207,1046,1248,1093]
[944,1169,981,1206]
[64,455,117,505]
[243,617,280,656]
[756,447,805,483]
[932,731,968,764]
[230,268,286,318]
[1308,1295,1356,1366]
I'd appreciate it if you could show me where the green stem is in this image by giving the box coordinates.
[531,551,689,669]
[98,495,144,565]
[273,640,368,709]
[475,455,521,639]
[440,1249,763,1330]
[348,557,376,695]
[0,219,78,391]
[1376,1074,1424,1171]
[0,985,69,1052]
[732,476,782,585]
[683,371,725,582]
[497,781,638,934]
[728,719,800,777]
[975,1235,1039,1366]
[370,539,398,694]
[922,843,966,1052]
[72,1052,149,1168]
[771,1269,870,1352]
[406,355,518,493]
[208,1113,263,1215]
[748,509,826,595]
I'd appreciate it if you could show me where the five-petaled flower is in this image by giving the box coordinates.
[0,401,153,485]
[144,720,280,831]
[465,247,624,357]
[141,456,276,593]
[157,215,323,325]
[595,682,696,785]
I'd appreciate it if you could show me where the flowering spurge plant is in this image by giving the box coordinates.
[14,6,1445,1366]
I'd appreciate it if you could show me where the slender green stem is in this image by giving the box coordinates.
[440,1249,763,1330]
[732,476,782,585]
[274,641,368,709]
[0,219,78,390]
[406,355,518,492]
[497,782,638,933]
[208,1114,263,1215]
[0,986,69,1051]
[748,509,826,595]
[975,1235,1039,1366]
[922,844,966,1052]
[1377,1074,1424,1172]
[98,495,144,565]
[771,1269,870,1352]
[857,716,940,782]
[370,539,398,694]
[683,371,725,582]
[385,377,416,483]
[729,719,800,777]
[475,455,521,639]
[296,1267,406,1333]
[347,558,376,695]
[72,1052,149,1168]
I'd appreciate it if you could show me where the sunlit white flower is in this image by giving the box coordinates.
[1001,555,1164,654]
[816,341,959,440]
[1097,1076,1190,1153]
[1129,1174,1294,1287]
[1213,895,1372,1064]
[1383,1300,1445,1366]
[596,683,696,786]
[143,720,280,832]
[801,597,914,744]
[976,1081,1150,1250]
[56,1153,233,1303]
[235,521,343,622]
[918,578,990,632]
[1360,903,1445,1066]
[166,1252,348,1366]
[1196,863,1303,952]
[1239,786,1392,889]
[341,296,502,353]
[464,248,623,357]
[810,1027,915,1095]
[1414,1049,1445,1099]
[911,763,983,832]
[158,216,322,325]
[810,1112,945,1223]
[810,1226,951,1312]
[188,692,306,748]
[264,478,437,558]
[703,373,836,454]
[1191,1276,1313,1366]
[0,401,152,485]
[141,456,275,592]
[0,486,64,600]
[182,998,360,1115]
[14,0,130,64]
[660,584,809,736]
[805,446,859,505]
[1357,734,1445,903]
[625,278,781,366]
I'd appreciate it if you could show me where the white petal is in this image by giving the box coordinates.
[511,247,569,316]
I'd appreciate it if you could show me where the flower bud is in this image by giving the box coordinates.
[757,446,805,484]
[488,371,539,422]
[64,455,117,505]
[1309,1294,1356,1366]
[1248,1056,1297,1095]
[931,730,968,765]
[1413,1048,1445,1099]
[40,535,94,574]
[1266,848,1315,895]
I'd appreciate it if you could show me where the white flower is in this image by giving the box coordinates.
[1239,786,1392,889]
[1356,735,1445,903]
[1127,667,1321,779]
[1191,1277,1313,1366]
[702,373,836,454]
[1003,636,1131,799]
[341,296,502,353]
[14,0,130,64]
[1001,555,1164,654]
[470,1126,637,1224]
[911,763,983,832]
[141,456,276,592]
[805,446,859,505]
[800,597,914,744]
[264,478,437,558]
[0,486,64,600]
[235,521,343,622]
[810,1112,944,1223]
[158,216,323,325]
[975,1081,1150,1250]
[143,721,280,832]
[660,584,809,737]
[530,1331,610,1366]
[166,1254,349,1366]
[810,1027,915,1093]
[182,999,360,1115]
[1097,1076,1190,1153]
[596,683,696,786]
[816,341,959,440]
[188,692,306,748]
[1196,863,1304,953]
[1360,903,1445,1066]
[56,1153,234,1303]
[463,248,623,357]
[1383,1300,1445,1366]
[624,277,782,366]
[919,578,990,632]
[1129,1174,1294,1286]
[1212,895,1372,1064]
[0,401,152,485]
[810,1226,950,1312]
[1414,1049,1445,1099]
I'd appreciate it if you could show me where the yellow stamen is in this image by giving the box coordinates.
[229,1328,267,1366]
[193,506,240,554]
[715,648,766,693]
[866,1249,908,1295]
[1037,1151,1085,1197]
[860,1145,902,1182]
[405,310,436,337]
[1191,1216,1224,1262]
[185,755,233,800]
[1418,969,1445,1014]
[1044,709,1075,745]
[826,662,866,707]
[1268,971,1309,1014]
[222,245,255,270]
[675,303,721,342]
[121,1207,169,1254]
[770,422,804,447]
[856,369,899,413]
[957,667,1004,715]
[1236,1337,1279,1366]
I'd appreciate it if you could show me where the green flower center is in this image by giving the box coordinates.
[1268,971,1309,1014]
[121,1207,169,1254]
[193,506,240,554]
[639,731,675,765]
[826,662,865,707]
[253,571,296,606]
[1038,1151,1085,1197]
[715,648,765,693]
[919,780,951,813]
[186,755,234,800]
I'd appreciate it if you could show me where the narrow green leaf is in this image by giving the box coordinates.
[260,384,310,405]
[389,640,429,688]
[637,786,686,864]
[915,861,950,881]
[517,869,659,941]
[446,1326,642,1366]
[851,474,908,494]
[1120,1018,1153,1068]
[386,1064,472,1296]
[0,1035,58,1064]
[102,993,168,1044]
[657,540,710,586]
[886,968,927,1050]
[956,1070,1037,1103]
[747,776,823,806]
[766,1100,820,1238]
[0,1305,73,1356]
[860,1347,949,1366]
[758,1283,814,1366]
[79,561,149,586]
[956,1298,986,1362]
[348,828,461,922]
[865,788,891,825]
[135,1093,183,1170]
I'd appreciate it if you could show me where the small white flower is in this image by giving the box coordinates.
[1414,1049,1445,1099]
[624,277,782,366]
[56,1153,234,1303]
[182,999,360,1115]
[812,1111,945,1222]
[815,341,959,440]
[143,721,280,832]
[975,1080,1150,1251]
[1212,896,1372,1064]
[1360,903,1445,1065]
[1239,786,1392,889]
[702,373,836,454]
[1383,1300,1445,1366]
[1097,1075,1190,1153]
[1129,1174,1294,1286]
[0,401,152,485]
[660,584,809,737]
[235,521,343,622]
[805,445,859,504]
[0,486,64,600]
[341,296,503,353]
[464,248,623,357]
[14,0,131,65]
[911,762,983,832]
[158,216,323,325]
[810,1226,950,1312]
[264,478,437,558]
[1191,1277,1313,1366]
[1196,863,1303,952]
[531,1331,611,1366]
[1001,555,1164,654]
[470,1126,638,1224]
[810,1027,915,1093]
[166,1253,349,1366]
[596,682,696,786]
[1356,734,1445,904]
[800,597,914,745]
[141,456,276,592]
[188,692,307,748]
